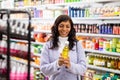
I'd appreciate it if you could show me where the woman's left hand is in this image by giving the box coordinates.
[64,57,71,68]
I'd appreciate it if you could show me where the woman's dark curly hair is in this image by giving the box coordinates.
[50,15,77,50]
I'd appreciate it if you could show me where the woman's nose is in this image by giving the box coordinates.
[63,26,67,30]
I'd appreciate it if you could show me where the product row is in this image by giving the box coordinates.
[0,56,41,80]
[33,23,120,35]
[74,24,120,35]
[0,40,34,59]
[78,37,120,53]
[33,32,120,53]
[13,8,67,19]
[0,19,29,36]
[0,39,41,65]
[14,0,85,7]
[34,33,51,43]
[87,53,120,70]
[68,6,120,18]
[84,69,120,80]
[13,6,120,19]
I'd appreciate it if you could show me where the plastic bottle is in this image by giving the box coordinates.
[30,67,34,80]
[118,58,120,70]
[88,54,94,65]
[10,65,16,80]
[61,41,69,59]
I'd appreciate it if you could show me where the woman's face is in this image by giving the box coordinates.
[58,21,71,37]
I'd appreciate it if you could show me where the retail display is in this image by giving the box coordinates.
[0,9,32,80]
[31,0,119,79]
[87,53,119,69]
[84,69,120,80]
[0,0,120,80]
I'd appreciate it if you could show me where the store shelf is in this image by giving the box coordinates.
[47,0,120,7]
[11,17,120,24]
[102,20,120,24]
[10,18,54,24]
[94,0,120,3]
[10,39,43,58]
[34,53,41,57]
[73,17,120,20]
[11,39,120,57]
[33,30,120,38]
[34,30,120,38]
[10,38,28,43]
[11,38,45,45]
[88,65,120,74]
[32,42,45,45]
[2,54,39,68]
[11,57,39,68]
[32,18,55,22]
[15,5,66,10]
[0,31,34,41]
[84,49,120,57]
[34,30,51,34]
[76,33,120,38]
[12,0,120,77]
[72,17,120,24]
[14,0,120,10]
[18,16,120,20]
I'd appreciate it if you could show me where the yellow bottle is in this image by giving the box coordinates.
[61,41,69,59]
[24,0,29,6]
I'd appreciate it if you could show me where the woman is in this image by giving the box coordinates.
[40,15,87,80]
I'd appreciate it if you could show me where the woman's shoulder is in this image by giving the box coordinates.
[75,40,82,45]
[75,40,83,48]
[44,40,52,47]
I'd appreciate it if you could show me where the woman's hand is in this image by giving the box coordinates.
[58,54,71,68]
[64,57,71,68]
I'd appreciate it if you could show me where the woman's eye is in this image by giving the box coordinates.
[66,26,70,28]
[59,25,64,28]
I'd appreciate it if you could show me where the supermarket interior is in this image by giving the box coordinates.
[0,0,120,80]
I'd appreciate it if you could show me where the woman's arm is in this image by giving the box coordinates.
[66,41,87,75]
[40,42,60,76]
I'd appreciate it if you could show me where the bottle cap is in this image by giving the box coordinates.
[65,41,69,45]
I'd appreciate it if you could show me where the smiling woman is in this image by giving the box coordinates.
[40,15,87,80]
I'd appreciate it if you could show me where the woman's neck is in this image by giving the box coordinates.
[59,36,68,44]
[58,36,68,53]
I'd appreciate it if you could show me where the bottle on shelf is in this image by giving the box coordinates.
[118,58,120,70]
[107,57,112,69]
[61,41,69,59]
[87,54,94,65]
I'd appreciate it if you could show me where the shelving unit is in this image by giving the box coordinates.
[33,29,120,38]
[33,53,41,57]
[76,33,120,38]
[1,0,120,80]
[15,17,120,26]
[0,9,32,80]
[34,30,51,34]
[2,54,39,68]
[14,0,120,8]
[72,17,120,24]
[28,0,120,77]
[10,38,43,57]
[88,65,120,74]
[84,49,120,57]
[11,38,45,45]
